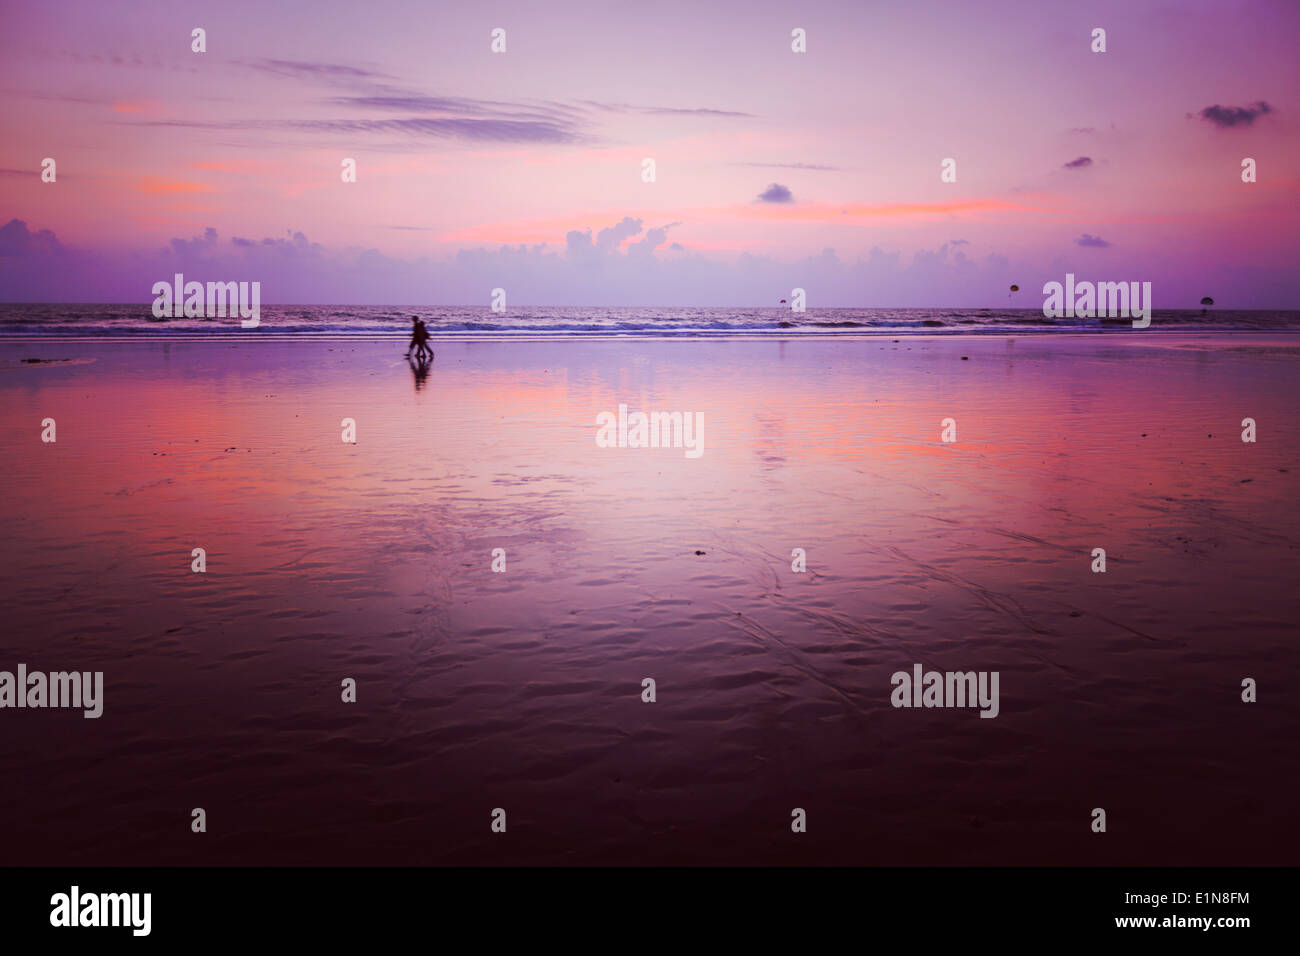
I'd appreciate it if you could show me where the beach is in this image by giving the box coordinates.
[0,333,1296,865]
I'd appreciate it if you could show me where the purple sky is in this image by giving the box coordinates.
[1,0,1298,306]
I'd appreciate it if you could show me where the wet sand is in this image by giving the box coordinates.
[0,334,1296,865]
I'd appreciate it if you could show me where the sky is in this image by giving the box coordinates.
[1,0,1298,306]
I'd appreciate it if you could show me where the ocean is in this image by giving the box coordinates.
[1,303,1297,337]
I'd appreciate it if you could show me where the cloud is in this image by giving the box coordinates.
[327,95,578,127]
[331,94,513,113]
[27,49,192,75]
[0,219,64,257]
[0,216,1013,306]
[5,91,121,107]
[129,116,581,144]
[136,177,215,195]
[248,60,390,80]
[582,101,752,118]
[731,162,841,171]
[1063,156,1093,169]
[757,183,794,203]
[564,216,646,262]
[132,64,749,150]
[292,117,580,143]
[448,198,1043,245]
[6,210,1296,308]
[1074,233,1112,248]
[1199,101,1274,128]
[628,226,668,258]
[122,59,591,145]
[150,226,324,260]
[595,217,643,252]
[167,227,219,256]
[644,107,749,117]
[253,230,325,257]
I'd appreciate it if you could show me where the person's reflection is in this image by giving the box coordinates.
[409,352,432,390]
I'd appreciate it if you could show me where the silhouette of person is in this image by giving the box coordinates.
[405,316,422,358]
[406,316,434,362]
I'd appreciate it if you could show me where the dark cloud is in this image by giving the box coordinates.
[1199,101,1274,128]
[149,64,750,149]
[249,60,389,80]
[732,162,841,171]
[757,183,794,203]
[327,95,577,127]
[130,116,580,144]
[1075,233,1112,248]
[643,107,750,117]
[582,100,752,118]
[331,94,502,113]
[228,60,590,143]
[1063,156,1093,169]
[297,116,580,143]
[0,219,64,257]
[330,91,744,126]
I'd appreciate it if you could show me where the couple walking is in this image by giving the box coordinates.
[406,316,434,362]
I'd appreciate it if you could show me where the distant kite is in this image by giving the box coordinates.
[1010,284,1020,292]
[1200,297,1214,306]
